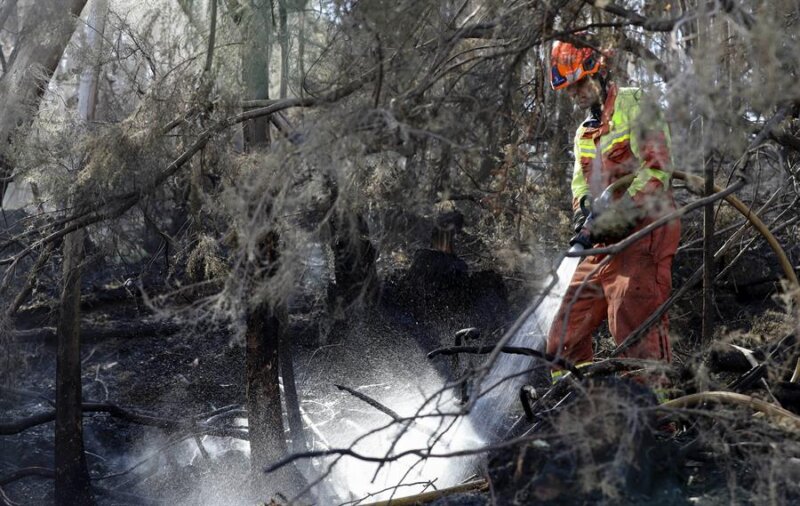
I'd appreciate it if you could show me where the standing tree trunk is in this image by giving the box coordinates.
[242,0,272,149]
[55,228,93,505]
[245,295,289,476]
[278,0,289,98]
[55,2,107,502]
[239,2,304,496]
[279,326,306,456]
[297,1,305,94]
[0,0,88,201]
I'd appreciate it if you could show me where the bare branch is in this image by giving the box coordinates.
[0,400,248,439]
[583,0,685,32]
[334,384,402,422]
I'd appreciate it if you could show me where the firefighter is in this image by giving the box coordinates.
[545,36,681,374]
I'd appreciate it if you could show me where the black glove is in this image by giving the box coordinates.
[569,213,596,249]
[572,195,593,233]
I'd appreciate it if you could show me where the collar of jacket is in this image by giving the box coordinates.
[594,81,618,138]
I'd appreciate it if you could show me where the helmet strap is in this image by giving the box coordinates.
[588,73,607,120]
[597,73,609,103]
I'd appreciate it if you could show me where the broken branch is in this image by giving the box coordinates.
[334,384,402,422]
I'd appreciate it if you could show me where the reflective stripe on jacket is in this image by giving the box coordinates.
[570,83,672,212]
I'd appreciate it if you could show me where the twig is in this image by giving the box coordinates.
[334,384,402,422]
[0,485,16,506]
[0,385,56,407]
[265,427,557,475]
[583,0,687,32]
[0,467,54,486]
[464,254,562,412]
[716,214,800,283]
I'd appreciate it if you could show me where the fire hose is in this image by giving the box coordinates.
[569,171,799,302]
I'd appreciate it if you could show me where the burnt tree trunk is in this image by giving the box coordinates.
[244,231,305,495]
[245,301,288,469]
[53,2,106,502]
[279,328,306,455]
[54,228,94,505]
[240,4,300,493]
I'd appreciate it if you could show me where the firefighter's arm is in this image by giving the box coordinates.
[626,92,673,206]
[571,129,592,232]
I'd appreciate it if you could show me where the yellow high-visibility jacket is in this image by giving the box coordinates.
[571,83,673,216]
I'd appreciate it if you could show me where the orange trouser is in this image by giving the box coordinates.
[546,219,681,365]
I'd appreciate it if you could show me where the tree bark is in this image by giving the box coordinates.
[54,3,107,502]
[0,0,88,200]
[241,0,272,148]
[0,0,17,37]
[239,4,302,493]
[278,0,289,99]
[701,162,715,343]
[279,328,305,455]
[245,301,288,470]
[54,228,94,505]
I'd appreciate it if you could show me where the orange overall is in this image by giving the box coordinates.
[546,83,681,365]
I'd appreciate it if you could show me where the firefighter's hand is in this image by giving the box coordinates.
[572,195,593,233]
[569,226,595,249]
[569,213,597,249]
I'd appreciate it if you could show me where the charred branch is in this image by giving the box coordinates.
[334,384,402,422]
[10,320,181,343]
[0,400,248,439]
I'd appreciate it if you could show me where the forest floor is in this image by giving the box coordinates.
[2,232,799,505]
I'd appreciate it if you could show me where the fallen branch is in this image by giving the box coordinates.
[360,480,489,506]
[0,485,16,506]
[10,320,181,343]
[582,358,675,379]
[0,401,248,439]
[0,467,159,506]
[334,384,402,422]
[662,391,800,432]
[0,467,54,486]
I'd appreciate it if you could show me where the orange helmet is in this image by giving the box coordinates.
[550,39,602,90]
